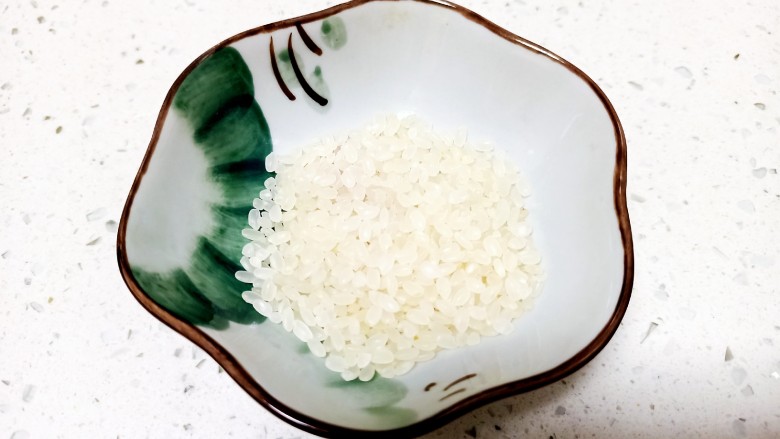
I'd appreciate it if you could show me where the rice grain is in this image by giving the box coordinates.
[238,115,543,380]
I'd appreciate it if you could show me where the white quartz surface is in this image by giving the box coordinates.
[1,0,779,437]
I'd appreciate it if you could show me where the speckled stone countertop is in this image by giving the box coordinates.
[1,0,778,437]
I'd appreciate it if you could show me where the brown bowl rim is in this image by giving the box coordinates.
[116,0,633,437]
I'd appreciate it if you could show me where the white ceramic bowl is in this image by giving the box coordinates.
[118,0,633,436]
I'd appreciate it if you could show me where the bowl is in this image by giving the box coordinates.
[117,0,633,436]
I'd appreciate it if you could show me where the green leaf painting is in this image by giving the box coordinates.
[132,47,272,327]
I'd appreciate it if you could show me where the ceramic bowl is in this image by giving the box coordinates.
[117,0,632,436]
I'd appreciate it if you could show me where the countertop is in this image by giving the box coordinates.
[1,0,778,437]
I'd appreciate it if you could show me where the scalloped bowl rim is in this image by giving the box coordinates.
[116,0,633,437]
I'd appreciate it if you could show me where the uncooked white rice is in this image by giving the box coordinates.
[237,114,543,381]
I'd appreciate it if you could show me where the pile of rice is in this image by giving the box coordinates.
[237,114,542,381]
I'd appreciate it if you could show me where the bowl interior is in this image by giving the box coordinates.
[120,0,629,434]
